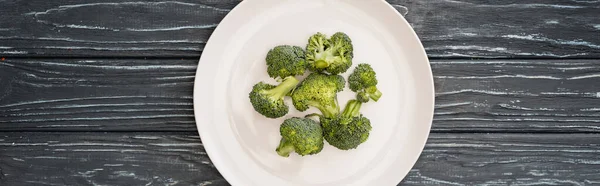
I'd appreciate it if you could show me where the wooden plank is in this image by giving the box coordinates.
[0,0,599,58]
[396,0,600,58]
[0,0,238,57]
[1,132,600,185]
[405,133,600,186]
[0,59,196,131]
[432,59,600,132]
[1,59,600,132]
[0,132,225,186]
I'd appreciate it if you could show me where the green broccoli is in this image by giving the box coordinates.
[348,63,382,102]
[321,99,372,150]
[291,73,345,118]
[249,76,299,118]
[305,32,353,75]
[356,92,370,103]
[266,45,307,79]
[276,117,324,157]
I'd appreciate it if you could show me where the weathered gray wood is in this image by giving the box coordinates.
[0,0,238,57]
[0,0,598,58]
[432,59,600,132]
[0,132,226,186]
[396,0,600,58]
[1,1,597,186]
[1,132,600,186]
[404,133,600,186]
[1,59,599,132]
[0,58,196,131]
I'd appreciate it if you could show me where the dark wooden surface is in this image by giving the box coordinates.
[1,0,599,58]
[2,59,600,132]
[2,133,600,186]
[1,0,599,185]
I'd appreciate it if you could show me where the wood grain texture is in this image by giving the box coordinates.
[0,132,225,186]
[0,0,238,57]
[1,58,599,132]
[396,0,600,58]
[405,133,600,186]
[0,0,598,58]
[432,59,600,132]
[0,58,196,131]
[1,0,597,185]
[1,132,600,186]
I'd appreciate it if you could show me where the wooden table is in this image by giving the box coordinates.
[1,0,599,185]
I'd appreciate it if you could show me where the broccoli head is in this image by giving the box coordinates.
[276,117,324,157]
[321,100,372,150]
[291,73,345,118]
[305,32,353,75]
[266,45,307,79]
[348,63,382,102]
[249,77,299,118]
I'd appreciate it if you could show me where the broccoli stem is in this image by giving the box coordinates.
[305,113,322,118]
[311,98,340,118]
[266,76,299,99]
[369,90,382,101]
[319,104,339,118]
[314,50,336,69]
[315,60,329,68]
[276,138,295,157]
[366,86,382,102]
[342,99,362,118]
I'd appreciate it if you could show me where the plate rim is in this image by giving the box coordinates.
[193,0,434,185]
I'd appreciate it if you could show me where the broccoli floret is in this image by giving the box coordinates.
[249,77,299,118]
[356,92,370,103]
[276,117,324,157]
[321,99,372,150]
[291,73,345,118]
[348,63,382,102]
[305,32,353,75]
[266,45,307,79]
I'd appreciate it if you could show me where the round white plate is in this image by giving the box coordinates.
[193,0,434,185]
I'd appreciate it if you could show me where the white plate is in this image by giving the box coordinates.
[193,0,434,185]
